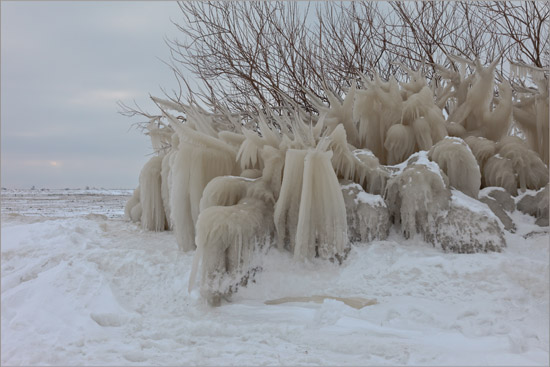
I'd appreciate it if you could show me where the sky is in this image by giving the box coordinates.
[1,1,186,189]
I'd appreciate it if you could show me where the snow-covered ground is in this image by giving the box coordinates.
[1,189,548,365]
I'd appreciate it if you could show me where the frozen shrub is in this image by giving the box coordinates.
[411,117,433,151]
[429,137,481,198]
[354,75,402,163]
[511,65,549,165]
[328,124,388,195]
[496,136,549,192]
[123,55,548,304]
[169,119,237,251]
[464,136,496,177]
[483,155,517,195]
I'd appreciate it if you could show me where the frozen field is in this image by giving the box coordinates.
[1,189,549,365]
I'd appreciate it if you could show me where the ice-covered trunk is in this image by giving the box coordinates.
[160,135,179,231]
[160,150,176,230]
[170,143,195,251]
[274,149,307,253]
[294,149,348,262]
[139,155,166,232]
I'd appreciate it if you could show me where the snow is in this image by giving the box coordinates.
[451,189,497,217]
[1,189,549,365]
[390,150,444,183]
[355,191,385,207]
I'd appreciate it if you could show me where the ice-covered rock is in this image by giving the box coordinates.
[340,180,389,243]
[434,190,506,253]
[479,187,516,232]
[516,185,549,227]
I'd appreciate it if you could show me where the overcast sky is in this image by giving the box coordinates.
[1,1,186,189]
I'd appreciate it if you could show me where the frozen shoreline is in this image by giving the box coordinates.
[1,190,549,365]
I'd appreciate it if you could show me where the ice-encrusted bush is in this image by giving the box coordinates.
[125,56,548,304]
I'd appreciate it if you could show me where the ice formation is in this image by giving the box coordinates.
[385,157,451,241]
[496,136,549,192]
[125,56,549,305]
[428,137,481,198]
[139,155,167,232]
[511,63,549,165]
[124,187,140,221]
[294,147,348,262]
[169,118,237,251]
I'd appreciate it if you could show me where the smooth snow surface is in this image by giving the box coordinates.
[1,189,549,365]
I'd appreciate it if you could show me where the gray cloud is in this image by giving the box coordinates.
[1,1,187,189]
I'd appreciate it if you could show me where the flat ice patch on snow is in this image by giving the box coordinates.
[1,190,549,365]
